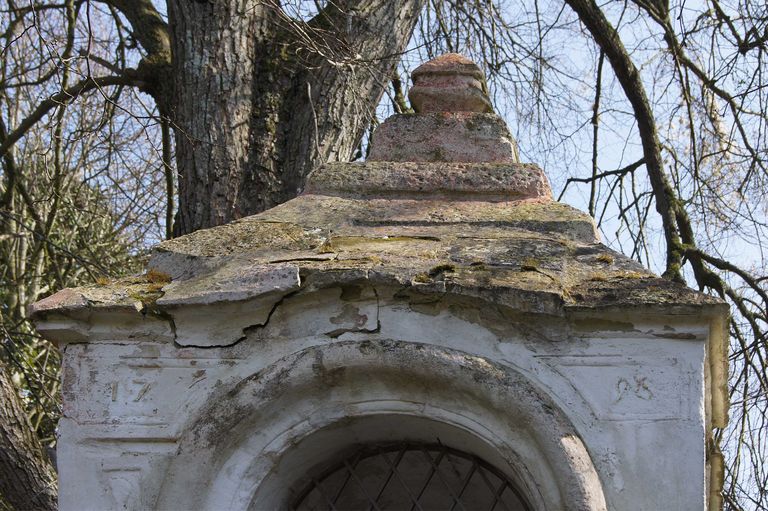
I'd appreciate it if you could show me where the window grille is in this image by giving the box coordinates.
[292,443,531,511]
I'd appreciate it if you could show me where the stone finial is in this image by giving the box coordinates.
[408,53,493,113]
[367,53,522,165]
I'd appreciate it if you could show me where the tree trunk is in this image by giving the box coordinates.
[0,365,57,511]
[168,0,424,235]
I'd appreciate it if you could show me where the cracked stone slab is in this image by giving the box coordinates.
[156,263,300,307]
[29,188,724,346]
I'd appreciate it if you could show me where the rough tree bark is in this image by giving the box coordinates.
[168,0,424,234]
[0,365,57,511]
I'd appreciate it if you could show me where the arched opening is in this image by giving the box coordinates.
[292,442,532,511]
[158,340,606,511]
[252,412,540,510]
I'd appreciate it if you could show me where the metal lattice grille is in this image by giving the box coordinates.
[292,443,532,511]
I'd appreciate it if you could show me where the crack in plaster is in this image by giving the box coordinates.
[169,271,305,349]
[173,289,304,350]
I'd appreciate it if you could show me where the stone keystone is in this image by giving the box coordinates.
[408,53,493,113]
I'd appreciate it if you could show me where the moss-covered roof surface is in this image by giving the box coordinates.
[31,162,724,321]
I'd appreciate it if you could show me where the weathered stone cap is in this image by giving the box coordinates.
[30,186,726,343]
[409,53,492,113]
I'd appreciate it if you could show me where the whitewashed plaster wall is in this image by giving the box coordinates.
[50,283,715,511]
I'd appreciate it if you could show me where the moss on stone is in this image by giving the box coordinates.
[145,269,172,284]
[413,273,432,283]
[596,254,614,264]
[428,263,456,277]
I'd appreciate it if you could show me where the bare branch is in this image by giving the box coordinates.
[564,0,685,280]
[0,73,147,159]
[94,0,170,63]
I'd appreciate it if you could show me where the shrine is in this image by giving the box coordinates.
[32,54,728,510]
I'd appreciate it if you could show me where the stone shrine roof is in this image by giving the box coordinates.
[30,54,726,345]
